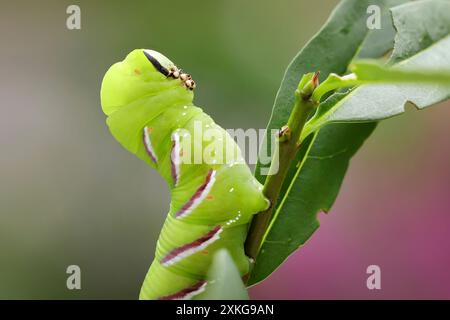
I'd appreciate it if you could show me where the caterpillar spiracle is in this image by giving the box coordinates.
[100,49,269,300]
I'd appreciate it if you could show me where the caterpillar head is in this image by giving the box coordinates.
[101,49,194,116]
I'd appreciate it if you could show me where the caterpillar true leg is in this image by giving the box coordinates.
[101,49,269,300]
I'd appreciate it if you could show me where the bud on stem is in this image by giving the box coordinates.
[298,71,320,100]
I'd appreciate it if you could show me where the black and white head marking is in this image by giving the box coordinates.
[143,50,170,77]
[143,50,196,91]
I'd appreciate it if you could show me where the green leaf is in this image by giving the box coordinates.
[196,250,249,300]
[254,0,407,181]
[255,123,376,284]
[250,0,409,285]
[349,60,450,85]
[390,0,450,63]
[305,0,450,132]
[310,59,450,105]
[354,3,400,60]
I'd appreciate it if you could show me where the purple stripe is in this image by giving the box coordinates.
[175,170,215,219]
[143,127,157,164]
[160,225,222,266]
[159,280,207,300]
[170,133,180,186]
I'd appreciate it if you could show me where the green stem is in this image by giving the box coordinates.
[244,74,318,266]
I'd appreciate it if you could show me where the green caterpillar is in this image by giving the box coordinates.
[100,49,269,300]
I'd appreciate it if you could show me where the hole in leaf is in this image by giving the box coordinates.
[403,100,420,114]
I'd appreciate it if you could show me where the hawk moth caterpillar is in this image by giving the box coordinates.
[100,49,269,300]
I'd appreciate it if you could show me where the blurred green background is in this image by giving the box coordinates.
[1,0,449,299]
